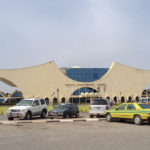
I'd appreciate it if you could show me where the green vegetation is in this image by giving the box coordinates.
[47,105,54,112]
[0,106,10,115]
[0,104,90,115]
[78,104,89,112]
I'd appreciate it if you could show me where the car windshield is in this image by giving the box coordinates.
[16,100,33,106]
[55,104,71,109]
[91,99,107,105]
[138,104,150,109]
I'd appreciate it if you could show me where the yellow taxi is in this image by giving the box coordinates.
[105,103,150,125]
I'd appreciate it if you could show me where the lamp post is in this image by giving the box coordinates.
[56,88,59,103]
[120,92,121,103]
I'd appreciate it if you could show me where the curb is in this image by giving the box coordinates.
[0,118,106,125]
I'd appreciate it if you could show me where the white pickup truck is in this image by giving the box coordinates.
[7,98,47,120]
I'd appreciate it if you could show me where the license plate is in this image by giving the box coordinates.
[96,107,103,111]
[10,113,17,117]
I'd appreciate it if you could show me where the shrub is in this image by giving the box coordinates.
[0,106,10,115]
[78,104,89,112]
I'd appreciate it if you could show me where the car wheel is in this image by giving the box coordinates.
[63,113,67,118]
[75,112,79,118]
[134,115,142,125]
[106,113,112,122]
[63,113,70,119]
[90,115,94,118]
[120,119,125,122]
[96,114,100,118]
[41,110,46,118]
[8,117,14,120]
[25,112,31,120]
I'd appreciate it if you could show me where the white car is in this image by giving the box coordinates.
[139,97,150,104]
[7,98,47,120]
[89,98,111,118]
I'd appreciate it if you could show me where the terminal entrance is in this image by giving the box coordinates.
[69,87,98,104]
[140,83,150,104]
[141,83,150,97]
[69,97,90,104]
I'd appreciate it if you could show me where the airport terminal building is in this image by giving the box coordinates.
[0,61,150,104]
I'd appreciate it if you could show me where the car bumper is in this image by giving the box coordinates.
[7,112,26,119]
[48,112,63,118]
[90,113,105,116]
[147,117,150,121]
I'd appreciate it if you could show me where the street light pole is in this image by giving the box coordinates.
[56,88,59,103]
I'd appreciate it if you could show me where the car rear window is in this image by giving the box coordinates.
[91,99,107,105]
[56,103,71,109]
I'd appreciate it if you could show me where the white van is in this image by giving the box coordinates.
[89,98,111,118]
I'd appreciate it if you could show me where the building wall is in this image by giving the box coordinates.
[0,61,150,103]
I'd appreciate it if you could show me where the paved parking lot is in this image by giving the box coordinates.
[0,120,150,150]
[0,112,90,121]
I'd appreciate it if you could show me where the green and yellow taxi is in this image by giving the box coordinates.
[105,103,150,125]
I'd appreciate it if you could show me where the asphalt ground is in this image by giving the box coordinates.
[0,112,90,121]
[0,120,150,150]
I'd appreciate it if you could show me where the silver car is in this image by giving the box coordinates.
[89,98,111,118]
[7,98,47,120]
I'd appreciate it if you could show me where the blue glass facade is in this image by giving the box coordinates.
[0,99,4,103]
[66,68,109,82]
[0,94,4,103]
[11,91,23,97]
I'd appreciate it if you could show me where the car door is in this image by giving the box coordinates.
[40,99,47,111]
[113,104,127,118]
[69,104,74,116]
[125,104,136,119]
[32,100,41,116]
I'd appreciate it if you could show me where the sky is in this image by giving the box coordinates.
[0,0,150,92]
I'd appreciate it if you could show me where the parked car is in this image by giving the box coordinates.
[7,98,47,120]
[105,103,150,125]
[139,97,150,105]
[48,103,79,119]
[89,98,110,118]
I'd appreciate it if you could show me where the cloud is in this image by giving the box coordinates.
[0,0,150,70]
